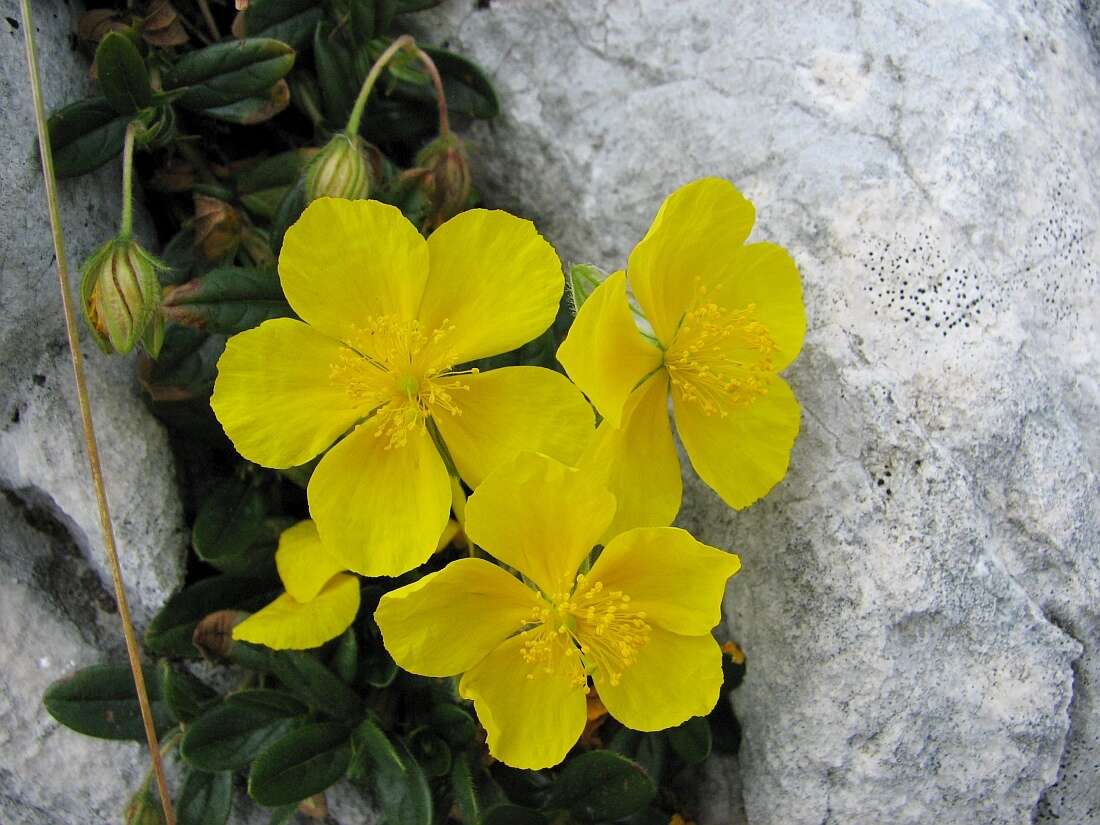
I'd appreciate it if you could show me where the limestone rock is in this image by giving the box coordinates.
[414,2,1100,822]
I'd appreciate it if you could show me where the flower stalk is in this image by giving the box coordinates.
[345,35,451,139]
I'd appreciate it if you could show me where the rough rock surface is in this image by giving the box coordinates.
[0,2,183,822]
[416,2,1100,823]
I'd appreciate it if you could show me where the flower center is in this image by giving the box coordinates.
[330,314,476,449]
[520,574,651,689]
[664,299,777,416]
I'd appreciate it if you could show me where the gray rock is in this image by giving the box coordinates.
[414,1,1100,823]
[0,2,186,625]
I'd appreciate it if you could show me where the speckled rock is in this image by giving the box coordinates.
[413,1,1100,823]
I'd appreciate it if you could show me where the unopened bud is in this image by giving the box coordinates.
[80,236,166,355]
[193,609,248,660]
[413,133,472,230]
[194,194,242,261]
[125,789,165,825]
[304,134,371,203]
[239,224,275,268]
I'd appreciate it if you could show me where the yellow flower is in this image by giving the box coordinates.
[233,520,360,650]
[211,198,594,576]
[374,452,740,769]
[558,178,805,536]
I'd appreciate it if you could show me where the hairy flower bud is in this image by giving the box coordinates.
[80,236,167,355]
[304,134,371,203]
[194,194,242,261]
[413,133,472,230]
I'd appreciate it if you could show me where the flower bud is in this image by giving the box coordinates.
[413,133,472,230]
[304,133,371,203]
[124,789,165,825]
[80,236,167,355]
[193,194,242,261]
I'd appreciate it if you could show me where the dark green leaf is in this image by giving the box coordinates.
[361,644,398,689]
[43,664,175,741]
[145,575,276,657]
[164,39,296,111]
[96,32,153,114]
[449,753,479,825]
[546,751,657,823]
[177,768,232,825]
[428,704,476,750]
[623,808,672,825]
[190,477,269,573]
[158,661,218,724]
[269,180,306,256]
[348,0,376,41]
[181,701,303,771]
[348,716,403,782]
[568,264,607,314]
[239,0,323,52]
[313,23,358,126]
[236,150,312,220]
[667,716,711,765]
[202,79,290,125]
[606,728,666,785]
[248,722,351,807]
[483,805,548,825]
[331,628,358,684]
[162,266,292,334]
[406,727,450,778]
[393,0,445,12]
[139,325,225,401]
[270,650,362,718]
[226,689,309,717]
[490,765,553,810]
[382,45,498,119]
[46,97,129,178]
[159,225,204,286]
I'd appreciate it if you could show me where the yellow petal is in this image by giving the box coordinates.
[593,628,723,732]
[580,373,681,540]
[556,271,663,426]
[464,453,615,596]
[587,527,740,635]
[436,518,462,552]
[280,198,429,341]
[708,242,805,371]
[459,630,587,769]
[232,573,360,651]
[417,210,563,364]
[375,558,540,677]
[627,178,755,345]
[673,374,801,510]
[308,418,451,577]
[432,366,595,489]
[275,520,346,603]
[211,318,367,469]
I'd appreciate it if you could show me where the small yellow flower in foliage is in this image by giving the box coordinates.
[211,198,593,576]
[375,452,740,769]
[233,520,359,650]
[558,178,806,536]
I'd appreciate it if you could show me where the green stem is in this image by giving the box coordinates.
[119,120,137,239]
[345,34,415,137]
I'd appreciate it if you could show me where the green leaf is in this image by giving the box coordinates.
[270,650,362,718]
[383,45,499,119]
[177,769,232,825]
[181,701,303,771]
[46,97,129,178]
[607,729,666,788]
[236,150,313,220]
[348,716,403,782]
[393,0,446,12]
[407,727,450,778]
[239,0,323,51]
[331,627,359,684]
[666,715,712,765]
[162,267,292,334]
[202,79,291,125]
[248,722,351,807]
[449,753,480,825]
[428,704,476,750]
[190,477,270,573]
[145,574,276,657]
[158,661,218,724]
[139,325,225,401]
[313,23,358,126]
[43,664,175,741]
[348,0,376,41]
[269,179,307,256]
[568,264,607,314]
[483,805,548,825]
[545,751,657,823]
[96,32,153,114]
[159,225,204,286]
[226,688,309,717]
[165,39,296,111]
